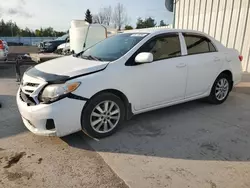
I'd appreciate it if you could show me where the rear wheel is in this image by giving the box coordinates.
[81,93,125,138]
[208,73,231,104]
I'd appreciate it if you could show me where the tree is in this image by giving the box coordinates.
[135,18,144,29]
[0,19,66,37]
[113,3,127,31]
[159,20,167,26]
[136,17,157,29]
[93,14,103,24]
[103,6,112,26]
[93,6,112,25]
[85,9,93,24]
[124,25,133,30]
[144,17,156,28]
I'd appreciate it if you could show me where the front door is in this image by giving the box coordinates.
[125,34,188,111]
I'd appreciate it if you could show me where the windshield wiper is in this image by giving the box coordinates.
[82,55,103,61]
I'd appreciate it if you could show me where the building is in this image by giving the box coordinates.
[174,0,250,72]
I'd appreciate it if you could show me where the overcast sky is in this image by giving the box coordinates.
[0,0,173,31]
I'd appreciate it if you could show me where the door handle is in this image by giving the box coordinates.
[176,63,187,68]
[214,57,220,62]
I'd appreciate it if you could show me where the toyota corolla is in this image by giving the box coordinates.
[17,29,242,138]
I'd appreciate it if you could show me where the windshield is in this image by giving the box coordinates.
[56,34,69,41]
[80,33,148,61]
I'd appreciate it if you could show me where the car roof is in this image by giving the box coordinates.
[124,28,208,36]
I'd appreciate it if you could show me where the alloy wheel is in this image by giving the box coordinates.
[90,100,121,133]
[215,78,229,101]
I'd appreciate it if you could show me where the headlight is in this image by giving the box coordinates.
[45,42,52,46]
[40,82,81,103]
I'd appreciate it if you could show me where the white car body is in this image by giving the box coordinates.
[17,29,242,137]
[0,40,9,61]
[57,42,70,50]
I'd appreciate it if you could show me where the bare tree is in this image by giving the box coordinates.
[93,14,105,24]
[113,3,127,31]
[103,6,112,26]
[93,6,112,25]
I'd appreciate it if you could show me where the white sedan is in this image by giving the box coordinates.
[17,29,242,138]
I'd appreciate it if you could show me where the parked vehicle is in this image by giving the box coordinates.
[38,34,69,53]
[55,24,117,55]
[0,40,9,61]
[17,29,242,138]
[57,42,70,51]
[54,42,70,55]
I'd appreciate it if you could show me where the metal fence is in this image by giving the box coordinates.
[175,0,250,72]
[0,37,56,46]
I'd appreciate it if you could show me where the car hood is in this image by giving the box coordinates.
[41,40,53,44]
[42,40,64,44]
[26,56,109,82]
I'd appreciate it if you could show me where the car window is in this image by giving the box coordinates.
[139,35,181,61]
[56,34,69,41]
[184,34,216,55]
[81,33,148,61]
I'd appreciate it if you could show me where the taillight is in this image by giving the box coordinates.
[0,40,3,49]
[239,55,243,62]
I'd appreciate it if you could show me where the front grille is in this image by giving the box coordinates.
[20,90,36,106]
[24,90,33,93]
[21,74,46,105]
[21,82,40,95]
[39,42,44,48]
[26,83,39,87]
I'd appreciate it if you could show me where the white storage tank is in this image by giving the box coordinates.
[69,20,108,54]
[69,20,89,54]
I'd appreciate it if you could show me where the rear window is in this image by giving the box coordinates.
[184,34,216,55]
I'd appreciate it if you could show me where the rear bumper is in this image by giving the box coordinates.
[16,89,86,137]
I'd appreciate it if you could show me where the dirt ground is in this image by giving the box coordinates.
[8,46,39,54]
[0,67,128,188]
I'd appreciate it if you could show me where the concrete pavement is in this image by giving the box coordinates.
[85,92,250,188]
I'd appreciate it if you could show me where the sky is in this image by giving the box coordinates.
[0,0,173,31]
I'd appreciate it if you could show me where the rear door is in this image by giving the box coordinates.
[182,33,223,98]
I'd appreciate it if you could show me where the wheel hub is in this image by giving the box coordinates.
[215,78,229,101]
[90,100,120,133]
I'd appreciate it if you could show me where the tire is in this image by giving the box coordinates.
[208,73,231,104]
[81,93,125,138]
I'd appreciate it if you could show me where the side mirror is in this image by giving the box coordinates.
[135,52,153,64]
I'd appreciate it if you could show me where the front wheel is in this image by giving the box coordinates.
[208,73,231,104]
[81,93,125,138]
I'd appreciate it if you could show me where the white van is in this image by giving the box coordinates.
[17,29,242,138]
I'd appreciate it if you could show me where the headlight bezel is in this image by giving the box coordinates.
[39,82,81,104]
